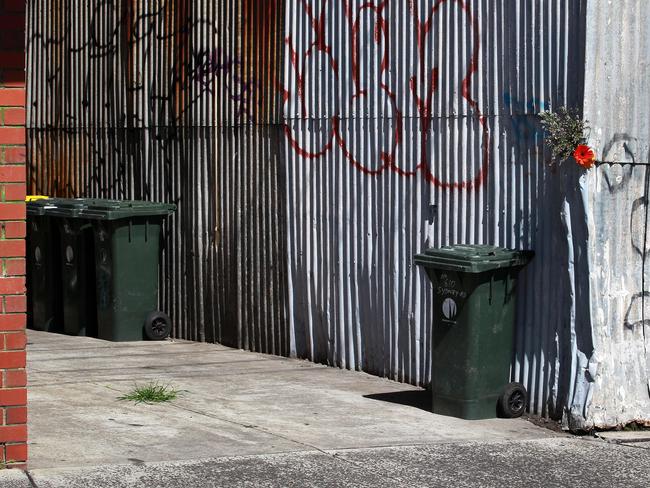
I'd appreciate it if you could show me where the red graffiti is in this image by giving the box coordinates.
[284,0,489,190]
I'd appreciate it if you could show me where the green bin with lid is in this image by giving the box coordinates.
[414,245,534,420]
[26,198,63,332]
[46,199,97,337]
[79,199,176,342]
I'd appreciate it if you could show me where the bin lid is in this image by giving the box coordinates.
[26,198,72,216]
[41,198,89,218]
[414,244,534,273]
[79,199,177,220]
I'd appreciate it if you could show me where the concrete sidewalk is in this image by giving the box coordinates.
[2,330,649,487]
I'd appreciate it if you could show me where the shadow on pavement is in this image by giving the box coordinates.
[364,390,432,413]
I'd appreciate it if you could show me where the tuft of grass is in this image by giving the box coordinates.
[118,382,180,404]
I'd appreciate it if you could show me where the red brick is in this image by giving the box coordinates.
[4,370,26,388]
[4,296,25,312]
[3,222,26,239]
[0,314,24,331]
[0,14,25,30]
[3,184,26,202]
[0,425,26,443]
[5,2,25,13]
[2,108,25,126]
[0,128,24,145]
[3,332,26,349]
[5,443,27,462]
[0,351,25,369]
[4,258,25,275]
[3,147,25,163]
[0,33,23,52]
[0,166,25,183]
[0,13,24,29]
[0,388,26,406]
[4,0,26,13]
[5,407,26,426]
[0,239,24,257]
[0,203,25,220]
[0,277,24,295]
[0,53,24,70]
[0,89,25,107]
[5,445,28,463]
[0,33,24,50]
[0,240,24,258]
[0,70,25,88]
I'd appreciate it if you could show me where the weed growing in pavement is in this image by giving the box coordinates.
[118,382,181,404]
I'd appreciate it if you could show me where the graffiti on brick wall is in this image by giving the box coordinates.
[283,0,489,189]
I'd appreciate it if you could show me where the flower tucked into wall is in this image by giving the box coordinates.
[539,107,596,169]
[573,145,595,169]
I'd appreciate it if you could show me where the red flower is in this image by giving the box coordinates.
[573,145,595,168]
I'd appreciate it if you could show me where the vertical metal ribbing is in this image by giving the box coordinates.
[25,0,626,424]
[281,0,586,417]
[27,0,289,350]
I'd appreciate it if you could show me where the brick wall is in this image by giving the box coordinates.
[0,0,27,468]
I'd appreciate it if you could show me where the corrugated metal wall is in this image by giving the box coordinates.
[27,0,597,421]
[26,0,290,350]
[280,0,586,419]
[576,0,650,429]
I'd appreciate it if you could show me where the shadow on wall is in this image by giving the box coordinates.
[282,0,590,421]
[25,0,591,422]
[501,1,590,423]
[25,0,289,347]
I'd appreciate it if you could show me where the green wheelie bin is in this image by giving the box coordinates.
[47,199,97,337]
[26,198,63,332]
[79,199,176,342]
[414,245,534,420]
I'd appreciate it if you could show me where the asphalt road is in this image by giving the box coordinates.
[3,437,650,487]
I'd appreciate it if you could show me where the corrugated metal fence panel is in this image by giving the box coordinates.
[282,0,585,418]
[27,0,595,420]
[584,0,650,161]
[581,166,650,429]
[26,0,289,349]
[577,0,650,429]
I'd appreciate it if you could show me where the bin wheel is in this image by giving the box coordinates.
[498,382,527,418]
[144,311,171,341]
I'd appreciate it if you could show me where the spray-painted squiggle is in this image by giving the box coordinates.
[284,0,489,189]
